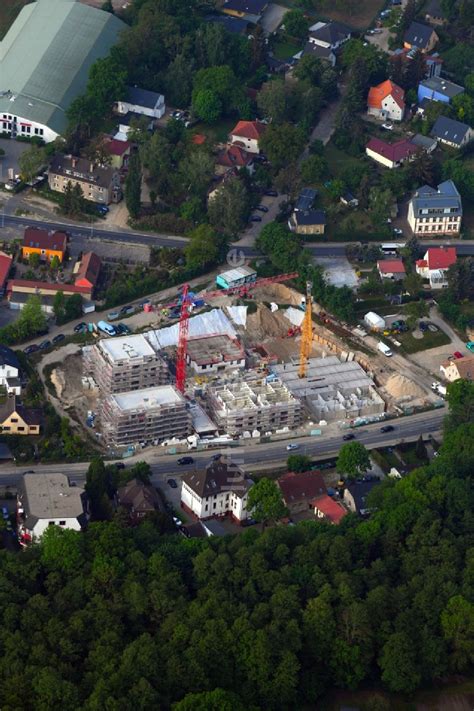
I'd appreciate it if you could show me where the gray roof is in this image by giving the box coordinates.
[0,344,20,371]
[182,460,251,499]
[125,86,163,110]
[293,209,326,226]
[410,133,437,150]
[0,0,126,136]
[425,0,444,17]
[296,187,318,211]
[49,154,116,189]
[419,76,464,99]
[204,14,249,34]
[404,21,435,49]
[303,41,335,60]
[411,180,462,216]
[20,472,87,526]
[310,21,351,46]
[346,480,379,514]
[431,115,472,145]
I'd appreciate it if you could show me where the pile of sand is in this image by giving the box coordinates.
[385,373,425,400]
[247,305,290,341]
[50,368,66,399]
[253,283,303,306]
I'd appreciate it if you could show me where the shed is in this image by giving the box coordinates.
[364,311,386,331]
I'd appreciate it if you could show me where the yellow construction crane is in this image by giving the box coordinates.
[299,280,313,379]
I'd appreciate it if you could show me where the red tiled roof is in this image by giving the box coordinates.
[230,120,266,140]
[416,259,428,268]
[377,259,406,274]
[0,252,12,288]
[7,279,90,295]
[366,137,418,163]
[22,227,67,253]
[368,80,405,110]
[312,494,347,524]
[105,138,131,156]
[277,470,327,504]
[75,252,101,289]
[192,134,207,145]
[217,145,254,168]
[425,247,456,270]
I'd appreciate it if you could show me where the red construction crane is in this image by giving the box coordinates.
[174,272,299,392]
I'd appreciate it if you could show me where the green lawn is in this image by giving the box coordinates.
[272,39,302,60]
[396,328,451,354]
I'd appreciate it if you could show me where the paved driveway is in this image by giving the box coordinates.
[261,3,287,34]
[0,138,31,182]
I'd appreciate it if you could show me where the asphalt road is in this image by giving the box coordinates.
[0,409,445,488]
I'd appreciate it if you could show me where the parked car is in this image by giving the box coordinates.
[264,189,278,197]
[427,323,438,332]
[39,340,51,350]
[392,227,403,235]
[366,28,375,35]
[74,322,87,333]
[381,425,395,433]
[373,27,384,32]
[250,215,262,222]
[178,456,194,465]
[212,453,222,461]
[242,517,257,527]
[24,344,39,355]
[256,205,269,213]
[419,321,428,332]
[381,123,393,131]
[115,323,131,335]
[171,110,183,119]
[286,443,300,451]
[173,516,183,527]
[116,463,126,470]
[453,351,464,359]
[342,433,355,441]
[167,478,178,489]
[52,334,65,344]
[120,305,135,316]
[2,507,9,520]
[467,341,474,352]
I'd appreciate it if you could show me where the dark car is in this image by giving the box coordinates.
[39,340,51,350]
[265,189,278,197]
[120,305,135,316]
[115,463,126,470]
[256,205,269,213]
[342,433,355,441]
[116,323,131,335]
[242,517,257,527]
[380,425,394,433]
[167,478,178,489]
[52,334,65,344]
[419,321,428,332]
[24,344,39,355]
[212,453,221,461]
[74,322,87,333]
[250,215,262,222]
[177,456,194,465]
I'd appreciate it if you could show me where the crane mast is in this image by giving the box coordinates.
[299,280,313,379]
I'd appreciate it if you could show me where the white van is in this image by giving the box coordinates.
[378,341,393,357]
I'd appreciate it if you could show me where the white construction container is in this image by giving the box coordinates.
[364,311,386,331]
[378,341,393,357]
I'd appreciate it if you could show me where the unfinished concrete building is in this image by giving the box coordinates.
[84,335,169,395]
[186,334,245,374]
[100,385,190,446]
[208,377,302,435]
[271,356,385,423]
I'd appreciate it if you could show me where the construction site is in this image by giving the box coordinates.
[43,269,440,450]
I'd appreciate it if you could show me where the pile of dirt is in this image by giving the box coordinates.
[254,283,303,306]
[247,305,290,341]
[50,368,66,399]
[385,373,425,400]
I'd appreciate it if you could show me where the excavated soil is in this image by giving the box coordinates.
[384,373,426,400]
[253,283,304,306]
[246,305,292,342]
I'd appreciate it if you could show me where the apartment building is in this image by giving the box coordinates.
[48,154,122,204]
[181,459,252,523]
[100,385,191,447]
[84,335,169,395]
[408,180,462,236]
[207,377,302,435]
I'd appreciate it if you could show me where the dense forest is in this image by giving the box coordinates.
[0,383,473,709]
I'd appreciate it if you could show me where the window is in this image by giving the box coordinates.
[213,502,216,509]
[17,426,25,432]
[48,521,55,526]
[11,418,18,423]
[59,521,66,526]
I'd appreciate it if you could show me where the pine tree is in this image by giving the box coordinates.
[125,152,142,219]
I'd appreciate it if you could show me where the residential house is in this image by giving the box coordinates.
[343,480,379,515]
[103,136,131,169]
[418,76,464,105]
[181,459,253,523]
[296,187,318,211]
[221,0,268,20]
[377,259,406,280]
[313,494,347,524]
[48,154,122,204]
[277,470,327,516]
[425,0,448,26]
[17,473,89,546]
[367,80,405,122]
[410,133,437,153]
[0,396,41,435]
[229,120,266,154]
[204,14,249,34]
[415,246,457,288]
[7,279,92,304]
[288,209,326,235]
[303,21,351,66]
[366,137,418,169]
[116,86,165,119]
[114,112,154,141]
[0,252,12,296]
[340,191,359,208]
[403,21,438,53]
[440,355,474,382]
[0,345,21,396]
[21,227,67,263]
[408,181,462,236]
[74,252,101,292]
[391,48,443,80]
[431,116,474,149]
[216,145,255,174]
[117,478,164,523]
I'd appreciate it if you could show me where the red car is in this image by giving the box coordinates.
[453,351,464,359]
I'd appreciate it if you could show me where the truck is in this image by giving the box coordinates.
[97,320,116,336]
[378,341,393,357]
[431,382,447,397]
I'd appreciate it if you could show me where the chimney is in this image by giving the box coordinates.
[90,162,94,173]
[71,157,77,168]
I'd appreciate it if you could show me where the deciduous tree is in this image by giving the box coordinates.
[336,441,371,480]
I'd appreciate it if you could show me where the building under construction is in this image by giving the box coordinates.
[271,356,385,422]
[208,376,302,435]
[100,385,190,447]
[84,334,169,395]
[186,334,245,374]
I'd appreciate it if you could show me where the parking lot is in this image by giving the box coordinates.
[0,138,31,182]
